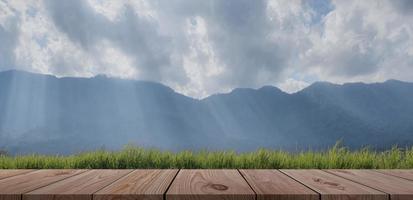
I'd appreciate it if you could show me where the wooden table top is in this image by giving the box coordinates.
[0,169,411,200]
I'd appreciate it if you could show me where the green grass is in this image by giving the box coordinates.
[1,144,413,169]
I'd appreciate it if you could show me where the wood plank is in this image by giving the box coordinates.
[0,170,33,180]
[240,169,318,200]
[327,169,413,200]
[0,169,85,200]
[281,169,387,200]
[23,169,132,200]
[166,169,255,200]
[376,170,413,181]
[94,169,179,200]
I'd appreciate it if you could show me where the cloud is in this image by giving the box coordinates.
[153,0,319,95]
[0,0,413,97]
[0,2,19,71]
[0,22,18,71]
[302,0,413,83]
[278,78,310,93]
[198,0,291,87]
[45,0,188,83]
[391,0,413,14]
[44,0,320,96]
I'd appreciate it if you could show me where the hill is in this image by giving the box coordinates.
[1,70,412,154]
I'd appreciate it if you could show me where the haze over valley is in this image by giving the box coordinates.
[1,70,412,154]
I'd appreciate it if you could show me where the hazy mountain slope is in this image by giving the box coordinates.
[0,70,412,154]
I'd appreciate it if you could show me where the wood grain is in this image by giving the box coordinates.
[376,169,413,181]
[327,169,413,200]
[281,169,387,200]
[166,169,255,200]
[0,169,85,200]
[94,169,179,200]
[240,169,318,200]
[23,169,131,200]
[1,169,413,200]
[0,170,33,180]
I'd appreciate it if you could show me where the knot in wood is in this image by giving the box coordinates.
[209,183,228,191]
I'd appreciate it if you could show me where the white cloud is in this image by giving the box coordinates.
[179,16,227,98]
[278,78,310,93]
[93,40,137,79]
[1,0,413,98]
[302,0,413,84]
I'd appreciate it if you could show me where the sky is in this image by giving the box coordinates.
[1,0,413,98]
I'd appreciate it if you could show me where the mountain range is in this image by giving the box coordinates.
[1,70,413,154]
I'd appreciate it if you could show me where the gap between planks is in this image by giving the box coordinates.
[1,170,413,200]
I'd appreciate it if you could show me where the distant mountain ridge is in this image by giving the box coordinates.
[1,70,412,154]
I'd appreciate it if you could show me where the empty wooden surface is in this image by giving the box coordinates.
[327,169,413,200]
[281,169,387,200]
[1,169,413,200]
[240,170,318,200]
[94,169,179,200]
[376,169,413,181]
[0,169,85,200]
[24,169,132,200]
[0,170,33,180]
[166,169,255,200]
